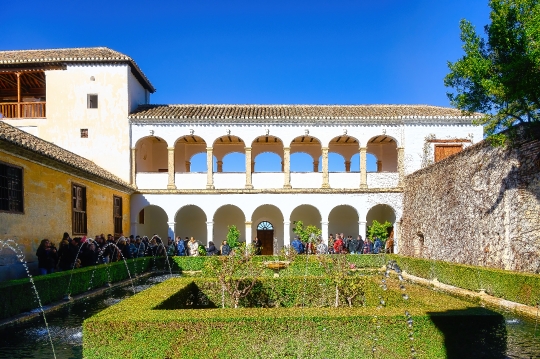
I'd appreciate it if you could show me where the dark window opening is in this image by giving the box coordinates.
[72,184,87,235]
[138,208,145,224]
[113,196,123,236]
[81,129,88,138]
[87,94,98,109]
[0,162,23,213]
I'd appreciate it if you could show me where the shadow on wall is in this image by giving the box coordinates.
[485,125,540,215]
[428,307,507,359]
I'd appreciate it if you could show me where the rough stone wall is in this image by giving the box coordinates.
[401,127,540,273]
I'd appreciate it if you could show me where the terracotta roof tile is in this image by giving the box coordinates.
[0,47,155,92]
[0,121,134,191]
[129,104,482,124]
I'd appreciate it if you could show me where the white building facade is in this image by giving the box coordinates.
[129,105,483,253]
[0,48,484,254]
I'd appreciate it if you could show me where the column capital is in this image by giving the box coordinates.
[244,146,252,151]
[167,221,176,226]
[320,221,329,225]
[283,221,291,225]
[206,146,213,151]
[131,147,137,151]
[245,221,253,225]
[283,146,291,151]
[321,147,329,151]
[167,146,175,151]
[206,221,214,225]
[358,221,367,225]
[360,146,367,151]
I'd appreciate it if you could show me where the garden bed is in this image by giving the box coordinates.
[84,276,506,359]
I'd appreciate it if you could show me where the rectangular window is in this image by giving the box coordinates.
[138,208,145,224]
[72,184,87,235]
[80,129,88,138]
[113,195,123,236]
[434,144,463,162]
[87,94,98,109]
[0,162,23,213]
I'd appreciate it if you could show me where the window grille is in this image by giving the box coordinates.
[113,196,123,235]
[0,163,23,213]
[257,221,273,230]
[72,184,87,234]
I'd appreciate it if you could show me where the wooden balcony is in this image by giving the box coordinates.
[0,102,46,119]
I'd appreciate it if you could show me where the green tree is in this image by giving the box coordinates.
[367,220,392,241]
[292,220,321,243]
[226,225,241,249]
[445,0,540,140]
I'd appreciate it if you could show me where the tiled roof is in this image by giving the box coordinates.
[0,121,134,192]
[0,47,155,92]
[129,104,482,124]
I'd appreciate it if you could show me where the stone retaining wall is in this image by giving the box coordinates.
[401,126,540,273]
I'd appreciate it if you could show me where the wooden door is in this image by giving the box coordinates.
[257,230,274,255]
[434,144,463,162]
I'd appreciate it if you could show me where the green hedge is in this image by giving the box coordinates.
[84,276,506,359]
[0,257,154,319]
[170,254,387,276]
[391,255,540,307]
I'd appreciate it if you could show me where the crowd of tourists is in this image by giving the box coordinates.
[35,232,171,275]
[290,233,394,255]
[35,231,394,275]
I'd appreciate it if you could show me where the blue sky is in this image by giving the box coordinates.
[2,0,491,171]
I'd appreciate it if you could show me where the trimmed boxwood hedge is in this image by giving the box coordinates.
[171,254,539,306]
[84,276,506,359]
[390,255,540,307]
[0,257,154,319]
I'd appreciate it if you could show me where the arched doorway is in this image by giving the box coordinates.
[289,204,322,239]
[213,205,246,247]
[256,221,274,255]
[366,204,396,239]
[251,204,284,254]
[175,205,207,243]
[137,205,168,241]
[328,205,359,238]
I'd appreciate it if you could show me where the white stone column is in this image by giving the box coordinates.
[167,221,175,241]
[321,221,329,245]
[283,221,291,247]
[245,147,253,189]
[360,147,367,188]
[283,147,291,189]
[245,221,252,245]
[359,220,367,240]
[206,221,213,246]
[397,147,405,187]
[321,147,329,188]
[131,147,137,188]
[206,147,214,189]
[167,147,176,189]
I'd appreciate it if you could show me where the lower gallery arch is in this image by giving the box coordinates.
[366,204,397,238]
[289,205,322,240]
[251,204,284,255]
[213,205,246,247]
[328,205,359,238]
[175,205,207,244]
[136,205,168,242]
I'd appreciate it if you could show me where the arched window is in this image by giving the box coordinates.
[257,221,273,230]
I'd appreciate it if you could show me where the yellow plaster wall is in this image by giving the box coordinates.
[0,151,131,262]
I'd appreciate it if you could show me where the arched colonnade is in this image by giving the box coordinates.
[132,129,404,190]
[132,199,401,255]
